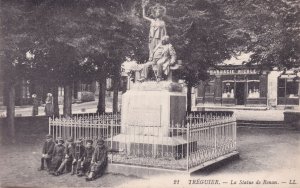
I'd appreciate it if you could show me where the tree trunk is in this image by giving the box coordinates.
[52,85,59,117]
[63,84,72,117]
[97,78,106,114]
[113,77,120,113]
[187,84,192,113]
[7,83,16,144]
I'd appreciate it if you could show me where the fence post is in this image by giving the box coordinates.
[233,115,237,150]
[186,122,190,172]
[49,117,51,135]
[110,117,113,164]
[214,125,217,157]
[110,123,113,150]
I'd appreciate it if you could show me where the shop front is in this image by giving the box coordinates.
[196,66,268,107]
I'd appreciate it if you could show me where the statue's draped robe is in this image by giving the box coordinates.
[149,19,166,60]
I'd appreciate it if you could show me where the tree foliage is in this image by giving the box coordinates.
[220,0,300,70]
[1,0,299,87]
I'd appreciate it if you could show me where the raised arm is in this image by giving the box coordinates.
[142,4,153,22]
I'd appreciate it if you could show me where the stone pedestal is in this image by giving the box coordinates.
[121,81,186,137]
[111,81,188,159]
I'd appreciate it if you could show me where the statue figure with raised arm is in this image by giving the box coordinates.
[133,0,182,82]
[142,0,167,61]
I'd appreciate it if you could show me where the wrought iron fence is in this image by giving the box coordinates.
[186,113,236,170]
[49,114,121,144]
[49,112,236,171]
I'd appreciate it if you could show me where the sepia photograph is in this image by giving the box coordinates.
[0,0,299,187]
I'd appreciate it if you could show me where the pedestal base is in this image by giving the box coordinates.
[121,81,186,137]
[110,134,197,160]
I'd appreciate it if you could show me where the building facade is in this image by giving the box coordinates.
[195,65,300,109]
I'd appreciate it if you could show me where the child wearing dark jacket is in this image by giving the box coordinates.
[49,137,65,174]
[52,137,75,176]
[86,138,108,181]
[38,134,55,171]
[77,139,95,177]
[71,138,85,175]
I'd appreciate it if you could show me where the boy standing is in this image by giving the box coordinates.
[78,140,95,177]
[38,134,55,171]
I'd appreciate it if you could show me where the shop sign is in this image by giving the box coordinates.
[209,69,258,75]
[280,74,297,79]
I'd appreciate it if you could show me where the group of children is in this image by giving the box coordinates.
[38,134,108,181]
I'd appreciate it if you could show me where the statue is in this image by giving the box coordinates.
[138,35,177,82]
[138,1,181,82]
[142,0,167,61]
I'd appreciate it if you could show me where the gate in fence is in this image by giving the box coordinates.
[49,112,237,172]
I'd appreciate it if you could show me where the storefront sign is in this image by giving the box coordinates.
[209,69,258,75]
[280,74,297,79]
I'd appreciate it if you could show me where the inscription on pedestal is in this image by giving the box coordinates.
[127,106,162,127]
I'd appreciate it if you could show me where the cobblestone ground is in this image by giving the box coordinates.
[0,127,299,188]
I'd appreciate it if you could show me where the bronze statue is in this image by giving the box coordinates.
[139,35,177,81]
[142,0,167,61]
[136,0,181,82]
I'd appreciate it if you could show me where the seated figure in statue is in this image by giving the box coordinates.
[138,35,178,82]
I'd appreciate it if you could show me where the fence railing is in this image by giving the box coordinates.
[187,115,236,170]
[49,114,121,143]
[49,112,236,171]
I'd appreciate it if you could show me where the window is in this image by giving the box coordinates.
[222,82,234,98]
[278,78,299,98]
[81,83,92,92]
[286,79,299,98]
[205,80,215,95]
[247,81,260,98]
[278,78,285,97]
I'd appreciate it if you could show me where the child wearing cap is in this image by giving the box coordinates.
[53,137,75,176]
[38,134,55,171]
[49,137,65,174]
[77,139,95,177]
[71,138,85,175]
[86,138,108,181]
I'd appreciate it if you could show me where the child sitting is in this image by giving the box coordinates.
[86,138,108,181]
[71,138,85,175]
[49,137,65,174]
[53,137,75,176]
[78,139,95,177]
[38,134,55,171]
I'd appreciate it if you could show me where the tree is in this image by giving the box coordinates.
[6,0,134,115]
[2,0,298,127]
[219,0,300,69]
[0,0,35,143]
